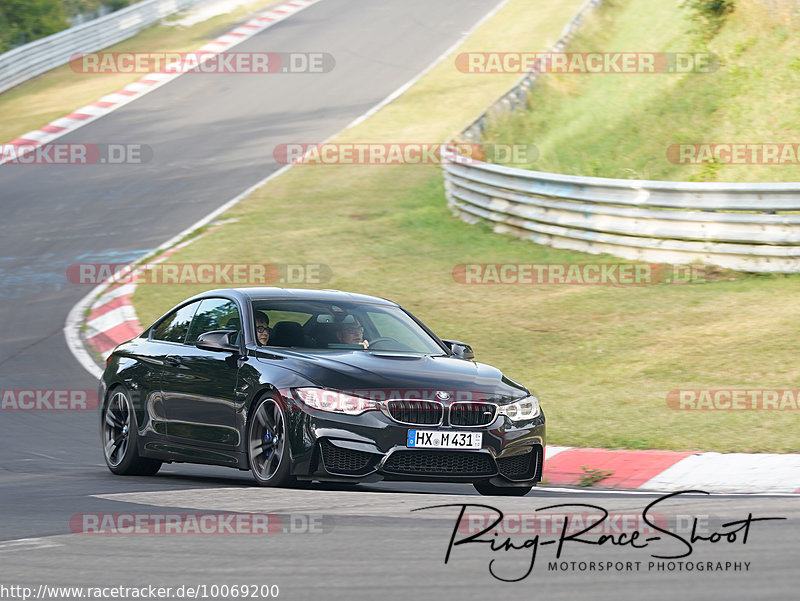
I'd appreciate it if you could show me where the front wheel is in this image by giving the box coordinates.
[102,389,161,476]
[248,395,293,487]
[473,481,533,496]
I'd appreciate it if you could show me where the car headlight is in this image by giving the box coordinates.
[497,395,540,421]
[294,388,377,416]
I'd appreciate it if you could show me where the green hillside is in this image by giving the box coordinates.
[480,0,800,182]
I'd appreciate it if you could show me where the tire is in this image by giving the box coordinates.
[247,395,293,487]
[102,388,162,476]
[473,481,533,497]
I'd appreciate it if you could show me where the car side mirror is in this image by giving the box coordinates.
[196,330,240,353]
[442,339,475,361]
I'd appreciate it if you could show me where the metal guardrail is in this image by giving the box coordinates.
[444,157,800,272]
[0,0,203,95]
[445,0,800,272]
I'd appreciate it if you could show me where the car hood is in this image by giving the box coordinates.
[256,350,529,400]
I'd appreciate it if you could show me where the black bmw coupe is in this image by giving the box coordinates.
[100,288,545,495]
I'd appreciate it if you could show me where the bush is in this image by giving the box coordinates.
[681,0,736,40]
[0,11,14,53]
[0,1,135,52]
[0,0,69,51]
[61,1,103,19]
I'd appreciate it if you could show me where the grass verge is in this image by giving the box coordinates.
[480,0,800,182]
[131,0,800,453]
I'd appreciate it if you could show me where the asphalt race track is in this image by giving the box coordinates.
[0,0,503,470]
[0,1,798,599]
[1,481,798,599]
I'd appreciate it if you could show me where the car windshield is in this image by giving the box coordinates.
[250,299,445,355]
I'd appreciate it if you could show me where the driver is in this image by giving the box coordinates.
[336,318,369,349]
[254,312,271,346]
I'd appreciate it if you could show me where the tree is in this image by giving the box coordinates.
[0,0,69,49]
[0,10,14,53]
[0,0,138,53]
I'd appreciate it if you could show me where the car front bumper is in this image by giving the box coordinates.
[284,398,546,485]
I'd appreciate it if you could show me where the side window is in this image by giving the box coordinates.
[186,298,240,344]
[151,301,201,344]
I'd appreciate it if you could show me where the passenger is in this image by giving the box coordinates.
[336,319,368,349]
[254,312,271,346]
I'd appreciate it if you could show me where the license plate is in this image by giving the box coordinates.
[407,430,483,449]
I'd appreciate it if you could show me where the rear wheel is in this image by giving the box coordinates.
[473,481,533,496]
[102,389,161,476]
[248,395,293,487]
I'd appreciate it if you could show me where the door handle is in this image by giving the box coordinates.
[164,355,182,367]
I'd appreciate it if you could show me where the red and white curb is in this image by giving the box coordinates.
[84,283,142,360]
[545,446,800,494]
[0,0,321,165]
[83,234,210,361]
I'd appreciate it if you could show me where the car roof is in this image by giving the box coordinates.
[191,287,398,307]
